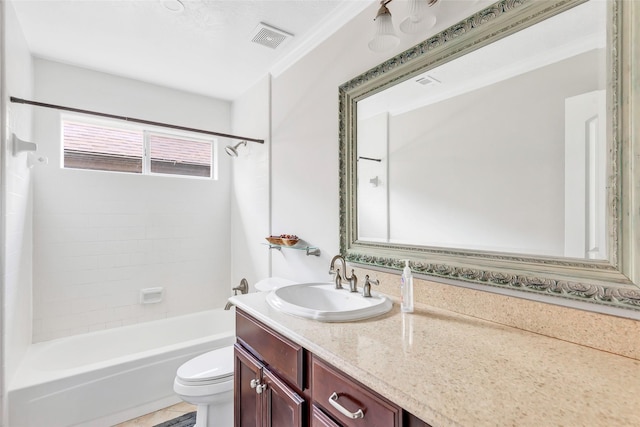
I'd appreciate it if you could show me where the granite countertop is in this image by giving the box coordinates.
[229,291,640,427]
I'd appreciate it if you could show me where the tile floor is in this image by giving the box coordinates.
[113,402,196,427]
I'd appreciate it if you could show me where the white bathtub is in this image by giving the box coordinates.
[8,309,236,427]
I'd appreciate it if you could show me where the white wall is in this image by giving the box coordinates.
[31,59,233,342]
[386,50,602,256]
[1,0,34,423]
[270,1,484,280]
[230,76,271,290]
[357,113,389,241]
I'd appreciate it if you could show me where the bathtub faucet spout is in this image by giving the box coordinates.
[224,300,235,310]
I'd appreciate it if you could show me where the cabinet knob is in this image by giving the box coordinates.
[328,392,364,419]
[250,378,267,394]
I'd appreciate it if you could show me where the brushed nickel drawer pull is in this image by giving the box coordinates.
[328,392,364,419]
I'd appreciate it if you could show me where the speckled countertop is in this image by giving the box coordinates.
[229,291,640,427]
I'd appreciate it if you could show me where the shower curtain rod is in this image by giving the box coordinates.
[9,97,265,144]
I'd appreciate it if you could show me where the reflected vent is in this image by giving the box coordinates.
[251,22,293,49]
[415,75,441,86]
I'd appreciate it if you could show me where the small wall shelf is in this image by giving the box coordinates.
[263,243,321,257]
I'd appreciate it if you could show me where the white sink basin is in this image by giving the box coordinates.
[265,282,393,322]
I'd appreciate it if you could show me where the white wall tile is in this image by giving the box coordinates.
[31,59,233,342]
[2,0,34,408]
[230,76,271,290]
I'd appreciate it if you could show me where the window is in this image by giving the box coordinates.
[62,118,215,179]
[63,120,144,173]
[148,133,212,177]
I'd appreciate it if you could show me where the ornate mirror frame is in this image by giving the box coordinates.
[339,0,640,314]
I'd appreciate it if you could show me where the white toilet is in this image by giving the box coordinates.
[173,345,234,427]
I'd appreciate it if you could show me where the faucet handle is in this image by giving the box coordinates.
[232,278,249,295]
[348,270,358,293]
[362,275,379,298]
[334,268,344,290]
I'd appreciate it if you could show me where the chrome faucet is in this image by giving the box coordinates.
[362,275,379,298]
[329,255,357,292]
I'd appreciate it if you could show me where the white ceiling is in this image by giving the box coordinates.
[358,0,606,119]
[11,0,371,100]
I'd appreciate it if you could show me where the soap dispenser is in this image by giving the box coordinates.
[400,260,414,313]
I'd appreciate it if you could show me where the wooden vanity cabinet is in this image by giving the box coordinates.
[235,310,305,427]
[235,309,431,427]
[234,344,305,426]
[234,344,262,427]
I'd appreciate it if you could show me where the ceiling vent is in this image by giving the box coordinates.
[251,23,293,49]
[415,75,441,86]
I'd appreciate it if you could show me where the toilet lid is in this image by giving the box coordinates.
[176,346,234,384]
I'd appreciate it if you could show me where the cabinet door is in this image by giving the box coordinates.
[262,368,305,427]
[235,344,263,427]
[236,309,305,389]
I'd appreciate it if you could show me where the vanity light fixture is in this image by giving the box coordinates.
[368,0,440,52]
[368,1,399,52]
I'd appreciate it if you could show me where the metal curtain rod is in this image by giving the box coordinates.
[9,97,265,144]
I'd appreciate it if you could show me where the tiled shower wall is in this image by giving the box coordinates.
[32,180,229,342]
[31,59,234,342]
[230,75,271,289]
[2,0,34,422]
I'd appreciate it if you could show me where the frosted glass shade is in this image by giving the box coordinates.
[368,13,399,52]
[399,0,437,34]
[399,14,436,34]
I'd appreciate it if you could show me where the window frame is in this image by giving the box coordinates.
[61,114,218,180]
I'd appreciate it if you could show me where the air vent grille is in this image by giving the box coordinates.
[415,75,441,86]
[251,23,293,49]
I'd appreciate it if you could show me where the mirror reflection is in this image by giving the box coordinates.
[356,0,607,260]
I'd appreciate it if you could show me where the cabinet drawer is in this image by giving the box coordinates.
[236,309,304,390]
[312,405,341,427]
[311,357,401,427]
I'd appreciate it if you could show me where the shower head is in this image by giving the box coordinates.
[225,140,247,157]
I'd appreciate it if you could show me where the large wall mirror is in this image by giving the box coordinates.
[339,0,640,314]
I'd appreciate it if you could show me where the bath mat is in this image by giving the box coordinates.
[153,411,196,427]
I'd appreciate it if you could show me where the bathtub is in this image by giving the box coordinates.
[8,308,236,427]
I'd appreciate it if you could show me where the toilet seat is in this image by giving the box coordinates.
[173,345,235,426]
[175,346,234,386]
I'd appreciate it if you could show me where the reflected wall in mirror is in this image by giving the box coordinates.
[339,0,640,315]
[358,0,607,259]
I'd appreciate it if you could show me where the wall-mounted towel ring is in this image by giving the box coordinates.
[12,133,37,156]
